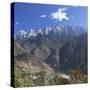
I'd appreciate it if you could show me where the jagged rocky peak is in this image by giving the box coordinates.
[37,28,43,35]
[44,27,52,35]
[27,29,37,37]
[55,26,62,32]
[15,26,86,41]
[16,30,27,39]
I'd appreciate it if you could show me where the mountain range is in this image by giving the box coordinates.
[14,25,87,75]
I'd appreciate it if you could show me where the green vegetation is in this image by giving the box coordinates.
[48,75,70,85]
[14,66,33,87]
[14,66,46,87]
[14,65,87,87]
[68,69,88,83]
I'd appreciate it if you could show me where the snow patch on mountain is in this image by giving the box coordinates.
[37,29,43,35]
[17,30,27,39]
[15,26,86,41]
[27,29,37,37]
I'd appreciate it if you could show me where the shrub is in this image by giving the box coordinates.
[48,75,70,85]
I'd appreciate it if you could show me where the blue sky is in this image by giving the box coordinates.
[13,2,88,33]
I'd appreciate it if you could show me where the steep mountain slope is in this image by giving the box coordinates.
[14,42,55,77]
[14,41,26,56]
[14,26,87,74]
[59,33,87,73]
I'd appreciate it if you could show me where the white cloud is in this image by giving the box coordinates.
[50,7,69,21]
[40,15,46,18]
[15,22,19,25]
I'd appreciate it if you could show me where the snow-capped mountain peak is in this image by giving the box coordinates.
[48,27,52,31]
[44,27,52,35]
[37,29,43,35]
[15,26,86,41]
[27,29,37,37]
[45,27,49,35]
[18,30,27,35]
[55,26,62,32]
[17,30,27,39]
